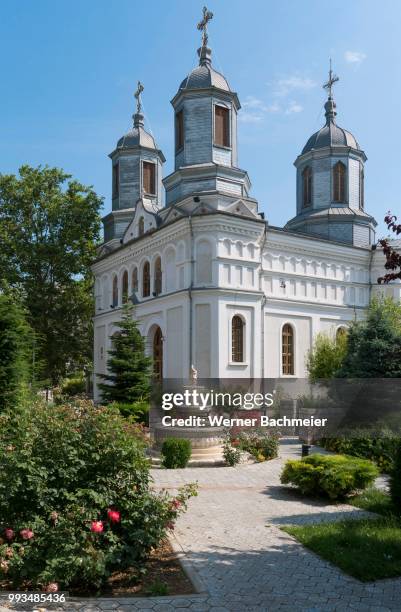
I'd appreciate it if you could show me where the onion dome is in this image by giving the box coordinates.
[179,46,231,93]
[302,97,359,154]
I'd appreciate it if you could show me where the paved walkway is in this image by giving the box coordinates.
[1,439,398,611]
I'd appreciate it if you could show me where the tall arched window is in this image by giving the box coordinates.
[232,315,244,363]
[302,166,312,207]
[154,257,162,296]
[336,326,347,342]
[122,270,128,304]
[132,267,138,292]
[112,275,118,307]
[138,217,145,236]
[282,324,294,375]
[142,261,150,297]
[333,161,346,203]
[153,327,163,381]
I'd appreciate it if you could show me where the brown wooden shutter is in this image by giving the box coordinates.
[143,162,156,195]
[214,105,229,147]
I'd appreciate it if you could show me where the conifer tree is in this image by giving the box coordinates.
[336,297,401,378]
[98,304,151,404]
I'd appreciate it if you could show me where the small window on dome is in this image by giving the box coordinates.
[214,105,230,147]
[302,166,312,207]
[360,169,364,210]
[333,161,346,203]
[112,163,119,198]
[143,161,156,195]
[175,110,184,151]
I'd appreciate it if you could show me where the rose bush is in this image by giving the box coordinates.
[0,399,196,591]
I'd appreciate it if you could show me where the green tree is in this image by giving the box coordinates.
[0,165,102,384]
[98,304,152,404]
[307,331,348,382]
[337,297,401,378]
[0,293,33,411]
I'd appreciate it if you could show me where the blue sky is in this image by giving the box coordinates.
[1,0,400,236]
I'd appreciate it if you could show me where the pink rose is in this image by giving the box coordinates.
[4,528,14,541]
[107,509,121,523]
[20,529,34,540]
[45,583,59,593]
[90,521,104,533]
[166,521,175,530]
[170,499,181,510]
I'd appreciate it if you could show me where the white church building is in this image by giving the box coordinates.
[92,14,398,401]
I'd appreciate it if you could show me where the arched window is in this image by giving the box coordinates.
[132,267,138,293]
[138,217,145,236]
[232,316,244,363]
[302,166,312,207]
[112,275,118,307]
[122,270,128,304]
[282,324,294,375]
[333,162,346,203]
[153,327,163,381]
[154,257,162,296]
[336,326,347,342]
[142,261,150,297]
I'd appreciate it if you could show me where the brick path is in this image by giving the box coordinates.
[1,439,399,611]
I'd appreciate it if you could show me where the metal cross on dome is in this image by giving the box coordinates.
[134,81,144,114]
[323,59,339,99]
[197,6,214,48]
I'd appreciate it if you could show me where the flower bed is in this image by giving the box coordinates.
[0,399,196,592]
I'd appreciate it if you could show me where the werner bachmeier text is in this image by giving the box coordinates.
[161,415,328,428]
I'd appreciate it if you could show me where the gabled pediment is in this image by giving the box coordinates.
[122,198,159,244]
[226,198,260,218]
[160,205,188,226]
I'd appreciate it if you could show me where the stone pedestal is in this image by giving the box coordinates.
[151,384,225,466]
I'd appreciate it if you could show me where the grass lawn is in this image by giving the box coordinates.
[282,488,401,582]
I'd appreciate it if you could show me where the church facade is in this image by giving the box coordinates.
[92,18,397,401]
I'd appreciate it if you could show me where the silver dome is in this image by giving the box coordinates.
[302,97,360,155]
[179,46,231,93]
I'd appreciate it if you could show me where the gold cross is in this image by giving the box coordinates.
[134,81,144,114]
[197,6,214,47]
[323,59,339,99]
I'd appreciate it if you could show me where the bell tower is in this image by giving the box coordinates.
[163,7,251,208]
[102,82,165,245]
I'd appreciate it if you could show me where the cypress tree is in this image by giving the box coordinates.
[98,304,151,404]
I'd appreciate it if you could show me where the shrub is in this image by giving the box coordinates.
[390,441,401,507]
[110,400,149,425]
[281,454,379,500]
[320,432,399,474]
[61,374,86,397]
[223,436,241,466]
[161,438,191,469]
[0,400,196,591]
[237,429,279,461]
[307,331,347,382]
